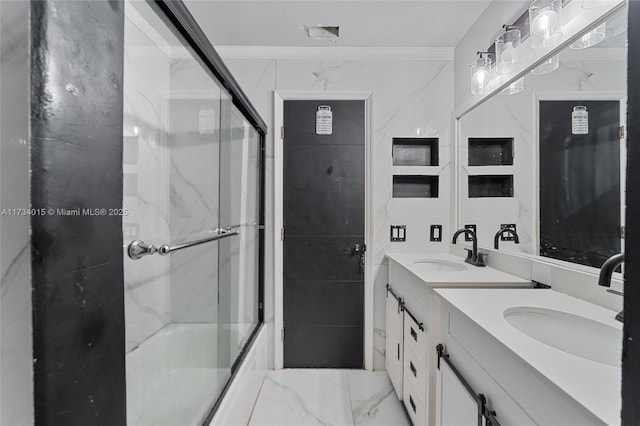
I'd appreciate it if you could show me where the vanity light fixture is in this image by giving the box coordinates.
[570,22,607,49]
[501,77,525,95]
[529,0,563,48]
[496,27,522,75]
[470,51,492,95]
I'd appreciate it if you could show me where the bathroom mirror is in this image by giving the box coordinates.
[456,4,627,270]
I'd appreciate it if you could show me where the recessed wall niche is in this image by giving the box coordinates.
[468,137,514,166]
[392,138,439,166]
[468,175,513,198]
[393,175,439,198]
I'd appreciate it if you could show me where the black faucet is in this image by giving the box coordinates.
[598,253,624,322]
[452,228,486,267]
[494,227,520,250]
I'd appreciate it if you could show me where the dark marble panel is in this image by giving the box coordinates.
[283,100,364,368]
[283,100,365,145]
[284,144,364,191]
[284,280,364,327]
[283,236,363,281]
[284,325,363,369]
[283,189,364,236]
[30,1,125,425]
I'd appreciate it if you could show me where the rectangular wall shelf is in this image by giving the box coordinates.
[468,137,513,166]
[392,138,439,166]
[393,175,439,198]
[468,175,513,198]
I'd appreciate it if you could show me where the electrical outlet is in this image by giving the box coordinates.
[390,225,406,242]
[500,224,517,241]
[464,224,476,242]
[430,225,442,242]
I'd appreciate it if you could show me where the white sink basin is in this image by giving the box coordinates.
[413,259,467,272]
[504,307,622,367]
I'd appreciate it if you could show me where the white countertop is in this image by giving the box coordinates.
[435,288,622,425]
[386,252,530,286]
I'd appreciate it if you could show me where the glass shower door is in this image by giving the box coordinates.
[218,100,262,367]
[122,1,263,424]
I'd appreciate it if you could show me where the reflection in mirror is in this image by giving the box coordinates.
[457,5,627,269]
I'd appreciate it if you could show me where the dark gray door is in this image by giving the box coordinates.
[539,100,621,268]
[283,100,365,368]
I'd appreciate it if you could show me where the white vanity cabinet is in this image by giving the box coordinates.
[385,253,530,426]
[435,361,479,426]
[435,289,619,426]
[385,286,404,399]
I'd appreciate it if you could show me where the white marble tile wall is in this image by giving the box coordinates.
[458,56,626,255]
[0,2,33,424]
[223,57,454,369]
[123,10,172,351]
[459,83,534,254]
[166,58,224,323]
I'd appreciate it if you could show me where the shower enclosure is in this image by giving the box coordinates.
[122,1,265,424]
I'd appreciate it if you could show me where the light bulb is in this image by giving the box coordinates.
[531,8,558,37]
[474,68,490,86]
[470,54,492,95]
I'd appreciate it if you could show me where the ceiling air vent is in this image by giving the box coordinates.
[303,25,340,42]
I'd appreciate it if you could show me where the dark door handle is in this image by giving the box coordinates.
[344,243,362,254]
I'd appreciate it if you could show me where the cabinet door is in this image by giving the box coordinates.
[436,361,479,426]
[385,292,404,398]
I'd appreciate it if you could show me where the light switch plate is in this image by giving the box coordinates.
[430,225,442,242]
[391,225,406,242]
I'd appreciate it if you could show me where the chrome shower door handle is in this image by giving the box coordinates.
[128,240,158,260]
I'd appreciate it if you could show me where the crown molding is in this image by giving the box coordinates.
[213,46,454,61]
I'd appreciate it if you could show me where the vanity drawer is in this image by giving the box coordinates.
[403,374,427,426]
[404,345,427,408]
[404,308,427,364]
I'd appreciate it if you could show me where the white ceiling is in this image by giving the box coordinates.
[184,1,492,48]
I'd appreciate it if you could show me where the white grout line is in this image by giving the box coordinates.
[246,373,268,426]
[345,370,356,426]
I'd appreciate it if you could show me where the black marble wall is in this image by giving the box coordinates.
[30,1,126,425]
[623,2,640,423]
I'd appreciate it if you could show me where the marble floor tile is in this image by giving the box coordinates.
[248,369,408,426]
[346,371,409,426]
[249,369,353,426]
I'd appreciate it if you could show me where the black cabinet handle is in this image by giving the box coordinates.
[397,343,400,360]
[410,361,417,377]
[409,395,417,413]
[411,327,418,341]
